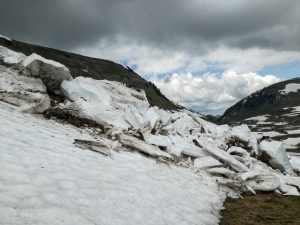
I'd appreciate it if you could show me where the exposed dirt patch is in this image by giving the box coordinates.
[44,107,106,131]
[220,193,300,225]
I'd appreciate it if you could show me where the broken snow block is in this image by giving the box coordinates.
[119,134,172,159]
[278,176,300,196]
[0,46,25,65]
[74,139,111,156]
[227,146,249,157]
[194,156,222,169]
[247,134,259,156]
[259,140,295,175]
[240,171,280,192]
[0,67,50,113]
[141,130,171,149]
[21,53,72,94]
[195,138,249,172]
[145,107,160,130]
[231,124,251,143]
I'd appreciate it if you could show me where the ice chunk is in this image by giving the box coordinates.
[290,156,300,173]
[241,171,280,192]
[145,107,159,129]
[227,146,249,157]
[259,140,295,175]
[142,131,171,148]
[0,65,50,113]
[231,124,251,143]
[119,134,172,159]
[74,139,111,156]
[168,135,207,158]
[195,137,249,172]
[0,46,25,65]
[21,53,72,93]
[61,77,150,130]
[194,156,222,169]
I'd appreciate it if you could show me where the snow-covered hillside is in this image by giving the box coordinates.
[219,76,300,152]
[1,44,300,225]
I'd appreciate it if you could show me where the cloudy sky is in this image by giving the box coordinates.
[1,0,300,114]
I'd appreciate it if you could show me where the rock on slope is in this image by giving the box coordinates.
[1,36,300,225]
[219,77,300,151]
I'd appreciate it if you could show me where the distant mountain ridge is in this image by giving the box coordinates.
[0,36,179,111]
[218,77,300,151]
[220,77,300,123]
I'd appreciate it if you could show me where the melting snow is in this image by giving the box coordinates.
[280,83,300,94]
[245,115,269,122]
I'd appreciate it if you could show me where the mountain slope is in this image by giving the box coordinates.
[219,77,300,151]
[0,36,179,111]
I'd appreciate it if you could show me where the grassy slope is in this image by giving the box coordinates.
[221,193,300,225]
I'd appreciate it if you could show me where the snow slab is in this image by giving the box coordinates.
[259,141,295,175]
[21,53,72,93]
[283,137,300,149]
[0,45,25,65]
[280,83,300,94]
[194,156,222,169]
[61,77,150,129]
[0,65,50,113]
[290,156,300,173]
[22,53,66,68]
[0,102,225,225]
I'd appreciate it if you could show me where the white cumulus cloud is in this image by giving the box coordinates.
[151,71,281,115]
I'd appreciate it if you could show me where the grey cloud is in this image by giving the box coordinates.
[0,0,300,53]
